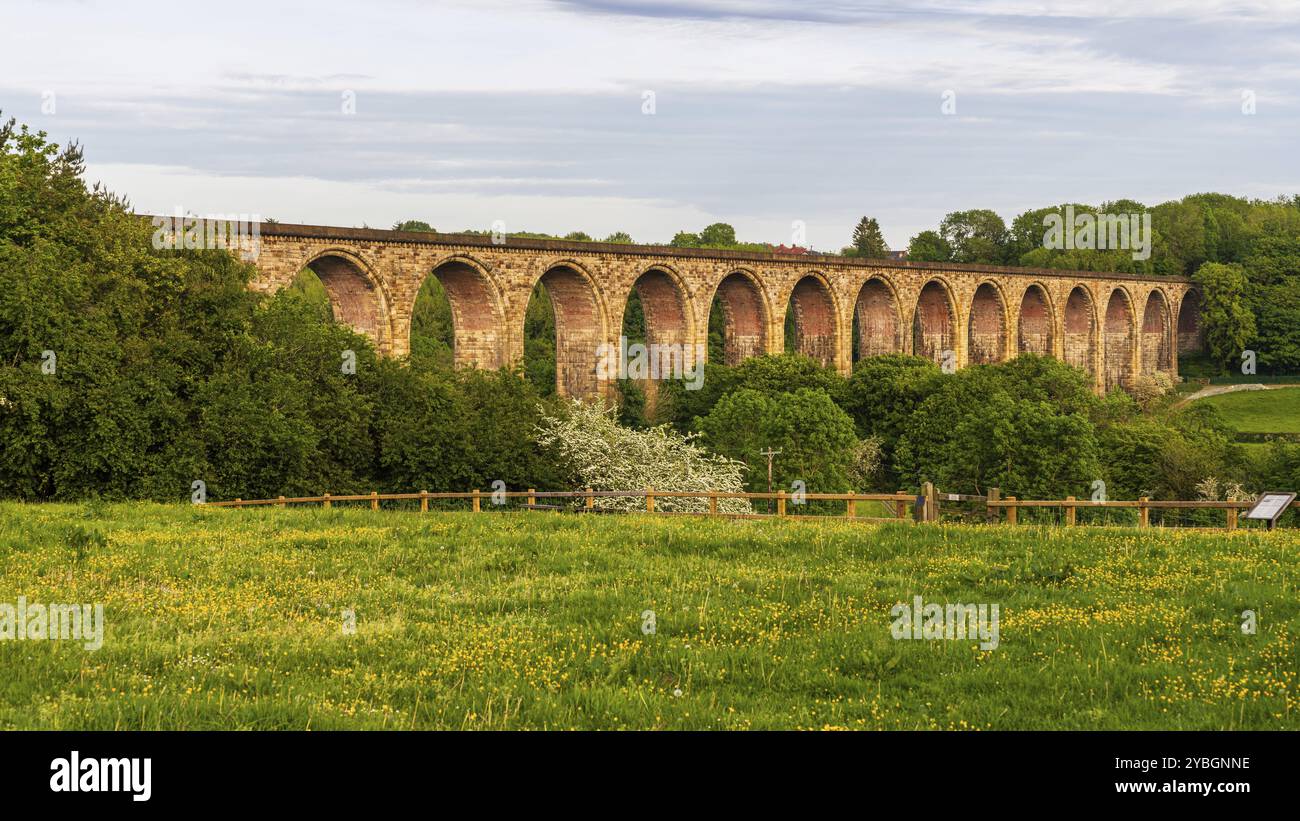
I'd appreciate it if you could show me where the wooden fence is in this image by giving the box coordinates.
[203,488,919,521]
[201,482,1296,530]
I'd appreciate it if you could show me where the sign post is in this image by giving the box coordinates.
[1243,492,1297,531]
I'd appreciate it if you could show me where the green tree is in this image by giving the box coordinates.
[851,217,889,258]
[893,358,1102,497]
[939,209,1009,264]
[1193,262,1256,370]
[697,388,858,496]
[699,223,737,247]
[523,282,557,397]
[840,355,945,487]
[393,219,434,232]
[906,230,951,262]
[409,275,455,369]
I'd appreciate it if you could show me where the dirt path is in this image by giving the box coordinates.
[1174,382,1300,408]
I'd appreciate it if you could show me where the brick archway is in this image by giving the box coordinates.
[968,281,1008,365]
[424,255,506,369]
[1017,283,1054,356]
[1103,287,1136,392]
[786,273,840,367]
[1177,289,1204,355]
[301,248,394,355]
[1063,285,1097,379]
[630,265,695,351]
[1141,289,1173,375]
[853,276,903,360]
[709,269,770,365]
[534,261,609,399]
[912,278,957,366]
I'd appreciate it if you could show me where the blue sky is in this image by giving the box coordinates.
[2,0,1297,249]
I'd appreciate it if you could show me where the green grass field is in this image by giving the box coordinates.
[1,503,1296,730]
[1198,387,1300,433]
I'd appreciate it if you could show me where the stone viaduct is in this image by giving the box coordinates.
[243,221,1203,399]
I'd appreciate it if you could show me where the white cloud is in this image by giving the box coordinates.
[3,0,1297,250]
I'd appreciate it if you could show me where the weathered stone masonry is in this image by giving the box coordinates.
[246,222,1202,399]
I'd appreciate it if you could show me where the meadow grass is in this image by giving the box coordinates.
[1198,387,1300,433]
[1,502,1297,730]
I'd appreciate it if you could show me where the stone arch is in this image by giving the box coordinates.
[300,248,393,354]
[708,269,770,365]
[853,276,903,361]
[1063,285,1097,377]
[785,273,840,367]
[967,280,1008,365]
[911,278,957,366]
[1017,283,1054,356]
[1103,287,1136,392]
[423,255,506,369]
[623,265,697,407]
[629,265,695,351]
[1140,289,1173,374]
[1177,289,1204,354]
[533,260,609,399]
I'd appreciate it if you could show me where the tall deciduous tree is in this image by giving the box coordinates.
[907,230,952,262]
[939,209,1009,264]
[1193,262,1256,369]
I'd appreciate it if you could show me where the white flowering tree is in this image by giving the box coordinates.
[536,400,753,514]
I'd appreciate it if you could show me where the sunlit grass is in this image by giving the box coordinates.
[1199,387,1300,433]
[1,503,1296,730]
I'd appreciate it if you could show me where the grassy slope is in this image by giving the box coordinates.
[1,503,1297,730]
[1198,387,1300,433]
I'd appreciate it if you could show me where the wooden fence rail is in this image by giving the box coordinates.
[984,492,1296,531]
[206,489,922,521]
[203,487,1295,530]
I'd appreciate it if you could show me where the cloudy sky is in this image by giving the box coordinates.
[2,0,1297,249]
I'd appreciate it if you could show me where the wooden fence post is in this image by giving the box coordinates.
[987,487,1000,524]
[277,495,286,508]
[323,493,331,509]
[895,491,907,520]
[777,490,787,517]
[1226,505,1238,531]
[847,496,855,518]
[420,490,429,513]
[709,492,718,516]
[1065,496,1076,526]
[922,481,936,523]
[1138,496,1149,528]
[586,487,594,511]
[1006,497,1017,526]
[528,488,536,509]
[370,491,379,511]
[646,487,655,513]
[471,490,480,513]
[234,498,242,510]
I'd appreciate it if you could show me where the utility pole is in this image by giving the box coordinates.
[759,447,781,514]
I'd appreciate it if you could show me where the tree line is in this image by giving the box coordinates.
[4,116,1298,508]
